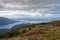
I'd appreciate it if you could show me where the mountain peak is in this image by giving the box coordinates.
[0,17,17,26]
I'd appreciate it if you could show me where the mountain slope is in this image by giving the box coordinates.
[0,20,60,40]
[0,29,9,34]
[0,17,17,26]
[10,23,30,30]
[49,20,60,26]
[0,17,19,33]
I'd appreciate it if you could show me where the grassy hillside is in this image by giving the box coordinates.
[0,21,60,40]
[49,20,60,26]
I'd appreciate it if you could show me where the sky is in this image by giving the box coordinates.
[0,0,60,22]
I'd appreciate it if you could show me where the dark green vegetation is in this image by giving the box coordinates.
[0,21,60,40]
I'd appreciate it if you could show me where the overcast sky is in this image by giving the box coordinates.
[0,0,60,22]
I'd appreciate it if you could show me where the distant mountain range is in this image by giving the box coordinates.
[0,17,17,26]
[0,17,17,33]
[0,17,31,33]
[0,23,30,34]
[10,23,31,30]
[0,29,9,34]
[0,17,60,34]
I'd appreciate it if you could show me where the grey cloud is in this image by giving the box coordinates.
[0,0,60,10]
[0,0,60,14]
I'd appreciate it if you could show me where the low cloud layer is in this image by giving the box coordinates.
[0,11,60,22]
